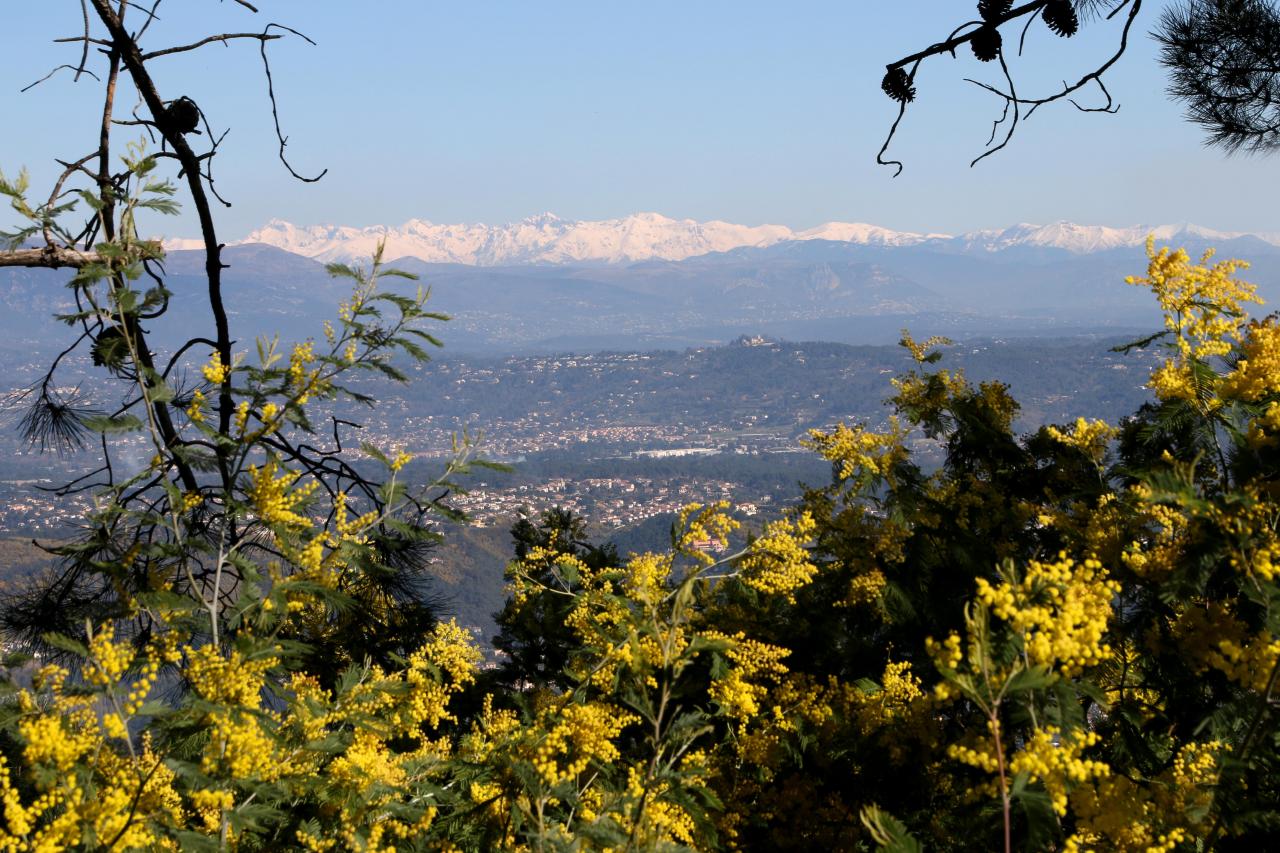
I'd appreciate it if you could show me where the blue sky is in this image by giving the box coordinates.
[4,1,1280,239]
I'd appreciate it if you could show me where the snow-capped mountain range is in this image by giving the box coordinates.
[165,213,1280,265]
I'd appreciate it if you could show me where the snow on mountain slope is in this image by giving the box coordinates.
[228,213,936,265]
[953,221,1268,254]
[795,221,950,245]
[190,214,1280,265]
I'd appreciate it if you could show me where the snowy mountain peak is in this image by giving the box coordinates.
[212,215,1280,266]
[521,211,563,226]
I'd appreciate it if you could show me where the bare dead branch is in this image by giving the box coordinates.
[0,247,102,268]
[53,36,113,47]
[1018,8,1041,55]
[90,0,234,450]
[140,31,281,61]
[4,0,447,656]
[191,115,233,206]
[94,18,123,251]
[43,154,98,245]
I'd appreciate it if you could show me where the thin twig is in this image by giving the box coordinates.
[75,0,92,80]
[875,61,918,178]
[970,48,1021,167]
[131,0,163,41]
[21,64,102,92]
[258,23,327,182]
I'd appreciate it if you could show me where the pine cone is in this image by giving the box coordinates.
[978,0,1013,22]
[90,326,126,369]
[164,96,201,135]
[971,25,1002,62]
[1043,0,1079,37]
[881,68,916,103]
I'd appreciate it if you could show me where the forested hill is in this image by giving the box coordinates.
[391,333,1161,442]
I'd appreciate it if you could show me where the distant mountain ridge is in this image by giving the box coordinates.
[11,217,1278,358]
[162,213,1280,265]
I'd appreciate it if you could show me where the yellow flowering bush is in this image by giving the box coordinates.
[1126,236,1260,404]
[7,153,1280,853]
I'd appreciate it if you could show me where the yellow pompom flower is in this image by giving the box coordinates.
[186,388,206,423]
[233,399,251,434]
[200,350,230,384]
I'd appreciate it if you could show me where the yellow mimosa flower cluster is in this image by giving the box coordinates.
[736,512,818,601]
[676,501,741,566]
[622,551,671,603]
[1046,417,1117,462]
[1127,236,1260,358]
[1007,727,1109,816]
[705,631,790,721]
[845,567,887,605]
[186,645,278,706]
[200,349,230,384]
[900,331,954,363]
[84,623,131,687]
[854,661,924,733]
[804,419,907,485]
[1169,601,1280,691]
[976,554,1119,676]
[233,399,251,433]
[532,702,638,787]
[288,340,317,388]
[1065,740,1226,852]
[246,458,317,526]
[186,388,206,423]
[1127,236,1262,403]
[1221,318,1280,401]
